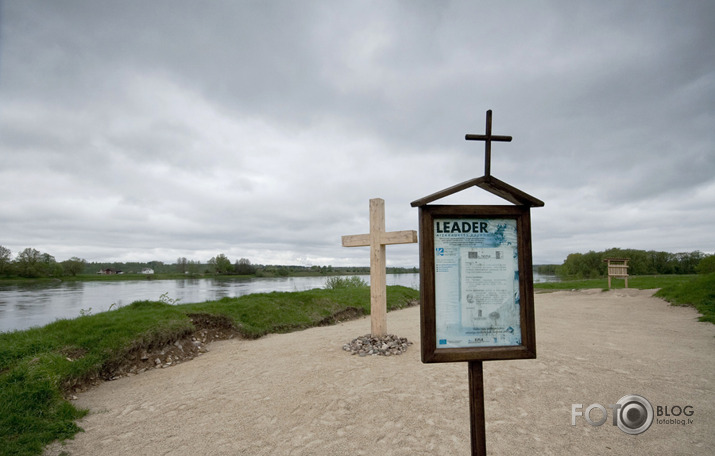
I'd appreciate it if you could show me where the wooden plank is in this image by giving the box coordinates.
[341,234,370,247]
[343,231,416,247]
[411,175,544,208]
[380,230,418,245]
[475,176,545,207]
[369,198,387,337]
[518,209,538,357]
[370,242,387,336]
[468,361,487,456]
[418,205,436,363]
[465,134,512,141]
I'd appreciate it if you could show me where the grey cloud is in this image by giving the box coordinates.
[1,1,713,266]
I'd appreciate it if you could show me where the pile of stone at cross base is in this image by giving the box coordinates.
[343,334,412,356]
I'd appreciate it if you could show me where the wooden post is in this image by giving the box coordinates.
[468,361,487,456]
[342,198,417,337]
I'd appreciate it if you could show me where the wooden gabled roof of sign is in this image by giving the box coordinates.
[410,174,544,207]
[411,110,544,208]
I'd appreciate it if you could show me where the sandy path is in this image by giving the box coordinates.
[47,289,715,455]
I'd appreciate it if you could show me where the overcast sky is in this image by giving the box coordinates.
[1,1,713,267]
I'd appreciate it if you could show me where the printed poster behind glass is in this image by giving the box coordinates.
[419,205,536,363]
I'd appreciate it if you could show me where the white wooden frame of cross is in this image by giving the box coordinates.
[342,198,417,337]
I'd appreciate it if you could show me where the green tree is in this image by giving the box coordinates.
[148,260,165,273]
[13,248,63,278]
[234,258,256,275]
[557,248,708,278]
[649,250,675,274]
[61,257,87,276]
[15,248,44,278]
[696,255,715,275]
[674,251,706,274]
[557,250,604,279]
[41,252,62,277]
[0,245,12,276]
[176,257,188,274]
[187,260,200,276]
[208,254,232,274]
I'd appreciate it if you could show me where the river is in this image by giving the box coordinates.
[0,273,558,333]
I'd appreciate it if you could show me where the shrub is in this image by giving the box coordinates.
[324,276,367,290]
[696,255,715,274]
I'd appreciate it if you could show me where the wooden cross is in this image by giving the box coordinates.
[465,109,512,177]
[342,198,417,337]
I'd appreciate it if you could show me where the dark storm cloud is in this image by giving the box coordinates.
[1,1,713,266]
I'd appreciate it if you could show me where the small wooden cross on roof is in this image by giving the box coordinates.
[342,198,417,337]
[465,109,512,177]
[410,109,544,207]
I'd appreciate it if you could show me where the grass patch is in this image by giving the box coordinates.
[534,274,697,291]
[0,285,418,456]
[535,274,714,324]
[655,273,715,324]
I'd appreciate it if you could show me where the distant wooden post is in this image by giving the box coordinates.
[342,198,417,337]
[604,258,629,289]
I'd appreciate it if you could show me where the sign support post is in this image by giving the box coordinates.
[469,361,487,456]
[412,110,544,455]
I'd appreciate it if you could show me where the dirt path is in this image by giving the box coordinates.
[47,289,715,455]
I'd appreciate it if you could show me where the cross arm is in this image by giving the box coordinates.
[465,134,512,142]
[342,230,417,247]
[380,230,417,245]
[342,234,370,247]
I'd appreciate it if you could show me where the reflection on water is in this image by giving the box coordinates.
[0,272,555,333]
[0,274,416,333]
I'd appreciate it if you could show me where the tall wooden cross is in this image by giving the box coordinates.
[342,198,417,337]
[465,109,512,177]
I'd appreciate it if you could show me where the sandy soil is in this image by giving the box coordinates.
[46,289,715,455]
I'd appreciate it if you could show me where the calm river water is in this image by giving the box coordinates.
[0,273,558,333]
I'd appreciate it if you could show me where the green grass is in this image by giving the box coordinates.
[0,285,418,456]
[534,274,697,291]
[655,273,715,324]
[536,274,714,324]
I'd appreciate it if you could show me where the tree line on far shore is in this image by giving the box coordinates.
[3,244,710,281]
[0,246,85,278]
[0,246,417,279]
[539,248,714,279]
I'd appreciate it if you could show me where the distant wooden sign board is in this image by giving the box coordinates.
[603,257,629,288]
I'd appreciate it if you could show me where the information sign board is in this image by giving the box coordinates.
[418,205,536,363]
